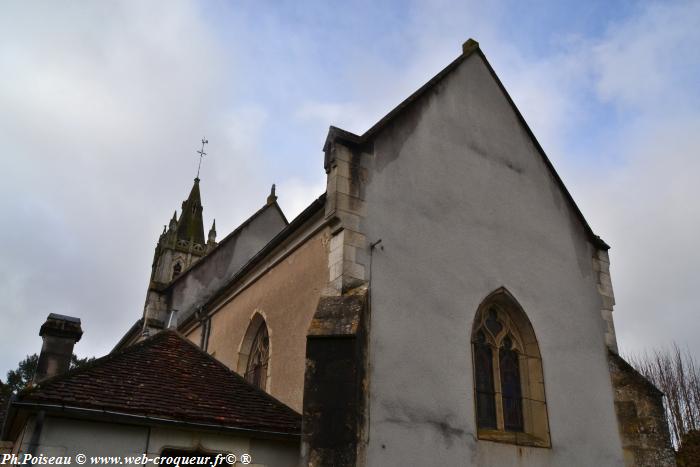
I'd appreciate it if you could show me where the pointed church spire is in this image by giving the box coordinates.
[208,219,217,243]
[206,219,217,253]
[176,178,205,245]
[169,211,178,230]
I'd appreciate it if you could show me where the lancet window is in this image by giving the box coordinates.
[471,289,550,447]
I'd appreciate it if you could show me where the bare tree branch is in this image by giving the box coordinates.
[628,343,700,449]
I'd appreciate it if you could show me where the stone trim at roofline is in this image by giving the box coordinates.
[323,39,609,253]
[165,200,288,291]
[321,39,480,159]
[324,142,370,295]
[594,250,618,353]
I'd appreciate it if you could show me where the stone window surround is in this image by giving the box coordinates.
[471,287,551,448]
[236,310,272,393]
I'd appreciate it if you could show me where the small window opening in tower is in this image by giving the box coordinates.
[172,262,182,279]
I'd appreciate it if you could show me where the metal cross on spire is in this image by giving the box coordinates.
[196,138,208,179]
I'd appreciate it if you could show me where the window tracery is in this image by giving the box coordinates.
[244,322,269,391]
[471,289,550,447]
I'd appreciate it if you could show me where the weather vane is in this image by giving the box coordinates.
[196,138,208,179]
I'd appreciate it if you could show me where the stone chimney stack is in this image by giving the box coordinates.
[33,314,83,384]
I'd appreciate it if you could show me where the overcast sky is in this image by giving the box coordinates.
[1,0,699,374]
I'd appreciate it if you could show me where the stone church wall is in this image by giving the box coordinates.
[188,226,330,412]
[355,49,625,465]
[608,352,676,466]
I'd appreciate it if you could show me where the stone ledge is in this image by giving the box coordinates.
[308,290,367,337]
[477,429,550,448]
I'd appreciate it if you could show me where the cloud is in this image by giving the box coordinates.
[577,113,700,357]
[592,1,700,111]
[0,0,698,376]
[357,0,700,358]
[277,177,327,220]
[295,101,380,137]
[0,1,266,371]
[560,1,700,356]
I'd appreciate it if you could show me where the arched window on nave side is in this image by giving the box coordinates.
[239,315,270,392]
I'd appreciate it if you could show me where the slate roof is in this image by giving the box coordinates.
[177,193,326,331]
[15,331,301,436]
[166,198,287,293]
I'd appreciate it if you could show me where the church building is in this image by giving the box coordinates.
[2,39,675,467]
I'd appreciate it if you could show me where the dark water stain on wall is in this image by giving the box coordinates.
[381,399,467,447]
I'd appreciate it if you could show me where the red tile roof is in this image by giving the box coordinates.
[17,331,300,435]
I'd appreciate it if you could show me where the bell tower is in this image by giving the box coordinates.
[142,139,217,334]
[149,177,209,286]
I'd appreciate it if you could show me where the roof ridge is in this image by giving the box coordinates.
[166,200,287,290]
[111,318,144,353]
[177,192,327,330]
[20,330,171,396]
[322,39,609,250]
[22,330,299,418]
[474,48,609,250]
[323,39,480,155]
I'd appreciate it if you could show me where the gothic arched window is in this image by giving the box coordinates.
[240,317,270,391]
[471,288,550,447]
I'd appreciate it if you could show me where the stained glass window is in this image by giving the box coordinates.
[471,289,550,445]
[244,323,269,390]
[485,309,503,337]
[499,335,524,432]
[474,330,497,429]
